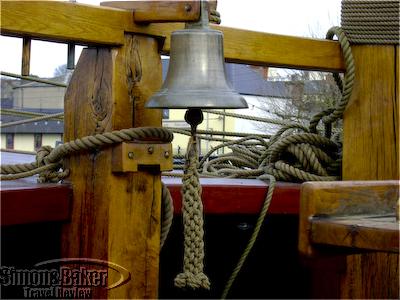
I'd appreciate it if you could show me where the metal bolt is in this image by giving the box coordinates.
[128,152,134,159]
[237,222,252,231]
[147,146,154,154]
[184,3,192,12]
[164,151,170,158]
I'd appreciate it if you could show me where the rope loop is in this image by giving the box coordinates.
[316,26,355,127]
[0,127,173,182]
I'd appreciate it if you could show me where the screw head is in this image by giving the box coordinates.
[147,146,154,154]
[164,151,170,158]
[128,152,134,159]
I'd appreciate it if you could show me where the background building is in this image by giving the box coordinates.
[1,60,333,154]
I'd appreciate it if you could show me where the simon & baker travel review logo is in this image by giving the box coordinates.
[0,258,131,299]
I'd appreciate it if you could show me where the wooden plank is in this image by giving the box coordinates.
[164,177,301,215]
[343,46,399,180]
[101,0,200,23]
[61,34,163,298]
[311,215,399,253]
[0,179,71,226]
[1,1,345,71]
[219,26,345,71]
[0,1,130,45]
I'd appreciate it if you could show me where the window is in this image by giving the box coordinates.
[34,133,42,150]
[6,133,14,149]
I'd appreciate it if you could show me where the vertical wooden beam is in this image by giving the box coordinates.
[343,45,399,180]
[62,34,162,299]
[21,37,31,76]
[341,45,399,299]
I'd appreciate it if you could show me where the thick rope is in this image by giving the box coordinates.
[161,182,174,249]
[322,26,355,125]
[174,134,210,290]
[341,0,400,44]
[1,127,173,182]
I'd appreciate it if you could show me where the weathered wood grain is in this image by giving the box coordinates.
[343,46,399,180]
[62,34,162,298]
[311,215,399,253]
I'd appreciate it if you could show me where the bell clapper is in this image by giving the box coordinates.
[185,108,204,137]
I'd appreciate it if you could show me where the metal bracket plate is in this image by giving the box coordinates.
[112,142,173,172]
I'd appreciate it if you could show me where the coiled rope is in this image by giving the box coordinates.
[341,0,400,44]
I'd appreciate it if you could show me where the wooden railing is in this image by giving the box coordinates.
[1,0,345,72]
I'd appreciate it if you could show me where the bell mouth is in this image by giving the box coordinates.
[172,28,223,36]
[146,89,248,109]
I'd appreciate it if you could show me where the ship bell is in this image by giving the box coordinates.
[146,1,247,109]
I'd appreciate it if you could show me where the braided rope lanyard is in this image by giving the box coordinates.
[174,109,211,290]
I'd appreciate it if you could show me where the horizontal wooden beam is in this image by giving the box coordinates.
[100,1,201,23]
[1,1,345,71]
[299,180,400,256]
[0,1,131,45]
[311,215,399,253]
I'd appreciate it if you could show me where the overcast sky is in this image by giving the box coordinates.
[0,0,341,78]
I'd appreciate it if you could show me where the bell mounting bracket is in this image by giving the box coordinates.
[112,142,173,173]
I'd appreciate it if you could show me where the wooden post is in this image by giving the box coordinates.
[62,33,162,299]
[343,45,399,180]
[341,45,399,298]
[21,37,31,76]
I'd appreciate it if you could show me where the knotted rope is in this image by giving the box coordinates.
[1,127,173,182]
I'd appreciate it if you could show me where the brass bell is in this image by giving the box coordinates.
[146,1,247,109]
